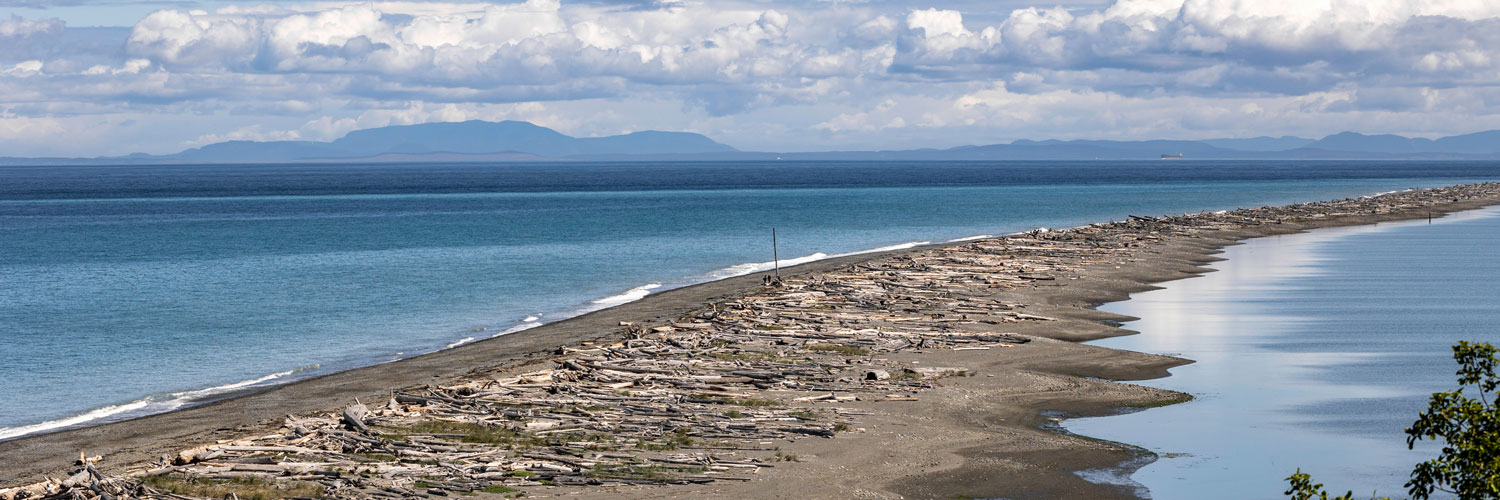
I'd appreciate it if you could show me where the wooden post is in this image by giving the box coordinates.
[772,227,780,278]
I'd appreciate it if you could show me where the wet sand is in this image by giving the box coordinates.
[4,183,1499,500]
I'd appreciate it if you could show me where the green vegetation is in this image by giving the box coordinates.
[736,398,781,407]
[723,409,748,418]
[691,394,783,407]
[635,429,696,450]
[508,470,536,478]
[383,421,521,445]
[481,485,518,494]
[1286,341,1500,500]
[585,464,703,482]
[711,350,798,363]
[890,369,920,381]
[352,452,399,462]
[141,475,324,500]
[805,343,870,356]
[377,421,610,450]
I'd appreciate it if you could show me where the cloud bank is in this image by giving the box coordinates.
[2,0,1500,156]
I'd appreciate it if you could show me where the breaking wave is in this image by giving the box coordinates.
[0,364,320,441]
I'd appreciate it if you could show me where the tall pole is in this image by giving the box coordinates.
[772,227,780,278]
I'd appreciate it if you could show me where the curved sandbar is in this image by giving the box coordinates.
[4,183,1499,500]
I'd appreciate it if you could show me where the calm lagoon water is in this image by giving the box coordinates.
[3,160,1500,441]
[1067,205,1500,499]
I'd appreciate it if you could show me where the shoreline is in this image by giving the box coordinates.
[5,183,1500,500]
[0,235,955,443]
[1067,203,1500,497]
[0,231,987,444]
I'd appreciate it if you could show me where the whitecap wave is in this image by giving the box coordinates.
[0,399,152,441]
[0,364,320,441]
[523,315,540,322]
[590,282,662,307]
[703,240,933,281]
[161,364,318,408]
[492,322,544,337]
[446,337,476,348]
[703,252,829,280]
[832,241,932,257]
[946,234,993,242]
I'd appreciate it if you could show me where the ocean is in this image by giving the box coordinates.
[1067,205,1500,499]
[2,160,1498,443]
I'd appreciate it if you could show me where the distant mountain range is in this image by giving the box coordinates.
[135,120,739,163]
[6,121,1500,164]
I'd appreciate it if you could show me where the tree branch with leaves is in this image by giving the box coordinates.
[1287,341,1500,500]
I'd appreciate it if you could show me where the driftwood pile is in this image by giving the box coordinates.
[5,182,1499,500]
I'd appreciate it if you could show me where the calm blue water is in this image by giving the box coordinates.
[1067,206,1500,499]
[3,160,1500,440]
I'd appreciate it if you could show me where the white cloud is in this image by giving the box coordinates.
[187,124,304,147]
[1,0,1500,156]
[907,8,968,37]
[98,1,1500,96]
[0,15,63,38]
[0,111,63,138]
[82,58,152,75]
[5,60,44,77]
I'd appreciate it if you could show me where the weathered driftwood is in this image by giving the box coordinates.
[8,183,1500,500]
[342,401,372,434]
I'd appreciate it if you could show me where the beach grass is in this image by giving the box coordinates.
[140,475,323,500]
[805,343,870,356]
[378,421,610,450]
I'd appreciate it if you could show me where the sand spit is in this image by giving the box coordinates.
[5,183,1500,500]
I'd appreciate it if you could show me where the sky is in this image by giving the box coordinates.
[3,0,1500,157]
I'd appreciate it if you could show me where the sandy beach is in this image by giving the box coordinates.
[5,183,1500,500]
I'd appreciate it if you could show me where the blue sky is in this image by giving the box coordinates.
[2,0,1499,157]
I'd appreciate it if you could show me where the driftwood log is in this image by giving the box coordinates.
[5,183,1499,500]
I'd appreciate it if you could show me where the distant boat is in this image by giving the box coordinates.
[1161,153,1184,159]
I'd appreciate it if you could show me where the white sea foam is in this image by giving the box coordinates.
[493,322,544,337]
[166,365,315,403]
[1,237,983,441]
[833,241,932,257]
[704,252,829,280]
[946,234,993,242]
[590,282,662,307]
[0,365,319,441]
[1361,188,1415,199]
[703,240,934,281]
[482,240,939,350]
[0,399,153,441]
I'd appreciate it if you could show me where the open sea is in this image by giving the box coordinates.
[2,160,1499,450]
